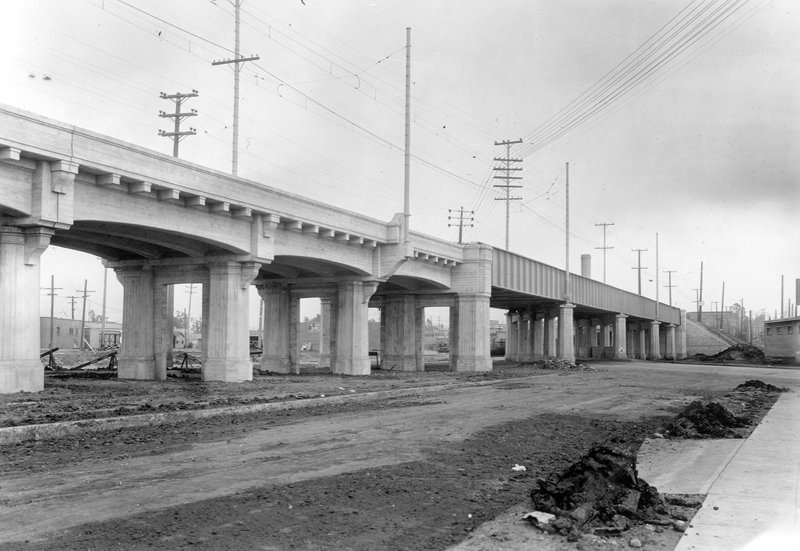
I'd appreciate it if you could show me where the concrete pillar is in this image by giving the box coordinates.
[626,327,635,359]
[152,281,171,381]
[533,313,545,360]
[204,261,259,382]
[288,294,300,373]
[0,226,52,393]
[545,313,558,358]
[676,310,688,359]
[614,314,628,359]
[382,295,419,371]
[576,319,590,358]
[664,323,676,360]
[519,310,533,362]
[258,283,290,373]
[557,303,576,363]
[450,293,492,371]
[332,280,377,375]
[602,319,613,347]
[504,311,515,361]
[116,265,156,380]
[201,282,210,364]
[638,324,648,360]
[415,306,425,371]
[649,320,662,360]
[318,297,332,368]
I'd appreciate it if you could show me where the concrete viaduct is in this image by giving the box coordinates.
[0,105,684,393]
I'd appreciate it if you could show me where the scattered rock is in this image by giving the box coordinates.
[511,464,527,472]
[672,520,687,531]
[540,359,593,371]
[629,537,643,548]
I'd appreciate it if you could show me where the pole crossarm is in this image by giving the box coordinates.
[493,138,524,251]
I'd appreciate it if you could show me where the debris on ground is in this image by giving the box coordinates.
[663,400,749,438]
[527,445,675,540]
[540,359,593,371]
[692,344,766,364]
[511,464,527,472]
[734,379,788,393]
[661,379,786,439]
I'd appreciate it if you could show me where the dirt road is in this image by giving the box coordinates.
[1,361,797,550]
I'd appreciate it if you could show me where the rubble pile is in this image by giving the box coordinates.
[734,379,787,393]
[540,359,592,371]
[663,400,748,438]
[527,445,671,540]
[694,344,766,363]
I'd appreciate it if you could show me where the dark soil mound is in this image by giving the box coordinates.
[529,445,668,539]
[735,379,787,393]
[664,401,748,438]
[698,344,766,363]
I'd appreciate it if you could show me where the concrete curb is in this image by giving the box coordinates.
[0,377,514,445]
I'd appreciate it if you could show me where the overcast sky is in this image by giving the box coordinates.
[1,0,797,324]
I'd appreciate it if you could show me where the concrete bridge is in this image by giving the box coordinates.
[0,105,684,393]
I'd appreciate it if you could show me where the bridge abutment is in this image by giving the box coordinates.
[0,226,53,393]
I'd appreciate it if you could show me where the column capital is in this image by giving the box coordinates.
[650,320,661,327]
[616,313,629,319]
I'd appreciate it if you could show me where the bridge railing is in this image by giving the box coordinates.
[492,249,680,324]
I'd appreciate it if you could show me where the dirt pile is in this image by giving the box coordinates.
[663,401,748,438]
[693,344,766,363]
[527,445,670,540]
[735,379,787,393]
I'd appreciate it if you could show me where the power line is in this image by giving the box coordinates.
[158,89,198,157]
[664,270,677,306]
[492,139,523,251]
[632,248,648,295]
[594,221,615,283]
[447,207,474,245]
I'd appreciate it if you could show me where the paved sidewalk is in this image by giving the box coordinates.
[675,391,800,551]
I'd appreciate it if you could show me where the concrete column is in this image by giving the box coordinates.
[0,226,52,393]
[545,313,558,358]
[415,306,425,371]
[332,280,377,375]
[152,281,171,381]
[649,320,662,360]
[533,313,545,360]
[664,323,676,360]
[638,325,648,360]
[676,310,688,359]
[382,295,418,371]
[602,319,613,347]
[201,282,210,364]
[614,314,628,359]
[116,264,156,380]
[288,294,300,373]
[519,310,533,362]
[575,319,587,358]
[557,303,576,363]
[450,293,492,371]
[258,283,290,373]
[318,297,332,368]
[204,261,258,382]
[504,311,515,361]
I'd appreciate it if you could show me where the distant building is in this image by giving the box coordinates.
[40,317,122,350]
[764,317,800,363]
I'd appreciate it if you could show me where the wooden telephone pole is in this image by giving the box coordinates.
[493,139,523,250]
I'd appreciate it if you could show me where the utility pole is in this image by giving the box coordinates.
[594,222,614,283]
[403,27,412,247]
[158,90,198,157]
[42,275,62,349]
[448,206,474,244]
[663,270,676,306]
[493,139,523,250]
[212,0,260,176]
[631,248,648,295]
[67,295,79,320]
[692,288,701,314]
[698,261,704,323]
[780,274,785,318]
[720,281,725,330]
[76,280,95,350]
[565,161,570,301]
[186,284,196,339]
